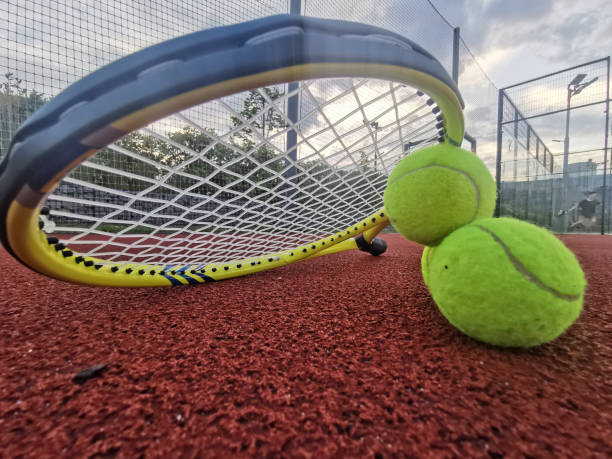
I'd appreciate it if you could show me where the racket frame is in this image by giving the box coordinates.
[0,15,464,286]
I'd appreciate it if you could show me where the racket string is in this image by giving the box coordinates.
[45,77,440,265]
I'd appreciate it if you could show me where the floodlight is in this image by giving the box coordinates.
[569,74,586,85]
[573,77,598,95]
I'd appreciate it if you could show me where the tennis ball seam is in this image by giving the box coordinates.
[424,247,433,274]
[474,225,581,302]
[388,164,480,223]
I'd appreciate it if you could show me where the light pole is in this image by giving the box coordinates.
[558,74,597,232]
[563,74,598,177]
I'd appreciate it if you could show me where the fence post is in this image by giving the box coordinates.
[452,27,460,83]
[601,57,610,235]
[285,0,302,191]
[451,27,477,154]
[495,90,504,217]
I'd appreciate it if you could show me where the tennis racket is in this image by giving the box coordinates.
[0,15,464,287]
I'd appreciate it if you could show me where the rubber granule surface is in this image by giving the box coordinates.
[0,234,610,458]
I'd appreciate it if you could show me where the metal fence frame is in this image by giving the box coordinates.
[495,57,610,234]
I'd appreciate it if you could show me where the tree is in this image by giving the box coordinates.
[57,83,297,218]
[1,72,48,158]
[76,127,240,195]
[231,87,287,143]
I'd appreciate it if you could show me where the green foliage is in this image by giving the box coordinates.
[231,87,287,145]
[72,132,167,192]
[4,78,377,221]
[71,123,286,199]
[1,72,48,158]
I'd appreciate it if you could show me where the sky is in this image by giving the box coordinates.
[430,0,612,88]
[1,0,610,174]
[427,0,612,173]
[302,0,611,172]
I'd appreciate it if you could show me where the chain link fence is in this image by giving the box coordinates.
[302,0,499,167]
[496,58,610,234]
[6,1,607,235]
[0,0,289,160]
[1,0,499,165]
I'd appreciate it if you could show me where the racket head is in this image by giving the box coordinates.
[0,14,464,286]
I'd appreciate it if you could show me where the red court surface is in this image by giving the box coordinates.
[1,234,611,457]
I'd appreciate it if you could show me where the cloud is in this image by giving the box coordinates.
[3,0,608,177]
[553,13,598,39]
[431,0,611,84]
[426,0,610,170]
[483,0,553,22]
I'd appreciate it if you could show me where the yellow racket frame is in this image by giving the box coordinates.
[1,16,464,287]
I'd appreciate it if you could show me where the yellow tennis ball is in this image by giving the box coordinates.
[428,217,586,347]
[421,246,434,288]
[383,143,496,246]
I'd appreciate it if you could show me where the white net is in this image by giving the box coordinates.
[44,77,441,265]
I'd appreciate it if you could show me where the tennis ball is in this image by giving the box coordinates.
[384,143,496,246]
[421,246,434,288]
[428,217,586,347]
